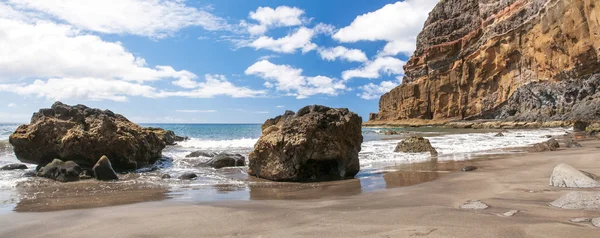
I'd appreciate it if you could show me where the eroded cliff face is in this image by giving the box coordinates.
[369,0,600,124]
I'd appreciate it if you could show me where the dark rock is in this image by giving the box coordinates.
[161,174,171,179]
[146,128,187,145]
[494,132,504,137]
[249,105,363,182]
[179,173,197,180]
[394,136,438,156]
[533,139,560,152]
[383,130,399,135]
[79,169,94,180]
[185,151,217,158]
[573,121,590,132]
[37,159,81,182]
[9,102,165,171]
[22,171,36,177]
[199,153,246,169]
[0,163,27,170]
[92,156,119,181]
[565,138,583,148]
[461,166,478,172]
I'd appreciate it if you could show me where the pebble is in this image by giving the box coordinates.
[460,200,489,210]
[502,210,519,217]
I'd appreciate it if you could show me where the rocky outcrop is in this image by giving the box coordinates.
[368,0,600,125]
[551,191,600,210]
[92,156,119,181]
[9,102,166,171]
[549,164,600,188]
[147,128,188,145]
[186,151,217,158]
[394,136,438,156]
[248,105,363,182]
[37,159,81,182]
[532,138,560,151]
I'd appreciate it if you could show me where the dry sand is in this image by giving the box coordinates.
[1,140,600,237]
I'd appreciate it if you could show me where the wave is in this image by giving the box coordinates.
[176,138,258,150]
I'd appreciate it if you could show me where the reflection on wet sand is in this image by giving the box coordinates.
[15,175,168,212]
[247,177,363,200]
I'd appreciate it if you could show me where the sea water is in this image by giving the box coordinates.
[0,123,570,210]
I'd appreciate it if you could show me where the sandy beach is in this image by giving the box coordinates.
[0,139,598,237]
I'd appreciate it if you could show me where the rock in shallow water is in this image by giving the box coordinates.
[198,153,245,169]
[248,105,362,182]
[9,102,165,171]
[0,163,27,170]
[394,136,438,156]
[549,164,600,188]
[532,139,560,152]
[37,159,81,182]
[551,192,600,210]
[186,151,217,158]
[179,173,197,180]
[92,156,119,181]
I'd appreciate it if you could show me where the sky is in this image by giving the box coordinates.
[0,0,439,123]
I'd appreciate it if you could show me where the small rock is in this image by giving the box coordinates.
[22,171,36,177]
[502,210,519,217]
[550,192,600,210]
[570,217,591,223]
[79,169,94,180]
[545,135,553,138]
[37,159,81,182]
[0,164,28,170]
[179,173,197,180]
[533,138,560,152]
[565,138,582,148]
[592,217,600,227]
[383,130,399,135]
[198,153,246,169]
[186,151,217,158]
[461,166,478,172]
[394,136,438,156]
[92,156,119,181]
[573,121,590,132]
[161,174,171,179]
[460,200,489,210]
[549,164,600,188]
[494,132,505,137]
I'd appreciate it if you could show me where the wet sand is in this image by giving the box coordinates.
[1,140,600,237]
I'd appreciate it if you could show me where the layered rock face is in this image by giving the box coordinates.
[369,0,600,124]
[9,102,165,170]
[248,105,363,182]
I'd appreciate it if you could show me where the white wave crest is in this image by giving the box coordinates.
[177,138,258,150]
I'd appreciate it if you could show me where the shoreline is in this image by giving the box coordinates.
[363,119,575,129]
[1,137,599,237]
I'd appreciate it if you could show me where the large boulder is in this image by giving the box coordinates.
[248,105,363,182]
[549,164,600,188]
[92,156,119,181]
[37,159,81,182]
[197,153,246,169]
[9,102,166,171]
[550,192,600,210]
[394,136,438,156]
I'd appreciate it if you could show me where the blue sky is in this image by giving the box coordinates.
[0,0,438,123]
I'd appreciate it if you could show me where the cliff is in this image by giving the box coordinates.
[367,0,600,126]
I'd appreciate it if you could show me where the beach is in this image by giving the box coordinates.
[1,136,599,237]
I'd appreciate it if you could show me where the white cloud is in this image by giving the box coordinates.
[245,60,346,99]
[245,6,306,35]
[7,103,17,108]
[358,78,401,100]
[333,0,438,56]
[0,77,159,102]
[160,74,266,98]
[0,18,195,83]
[234,109,270,114]
[176,110,217,113]
[318,46,368,62]
[342,57,406,81]
[6,0,231,38]
[248,27,317,54]
[276,105,285,108]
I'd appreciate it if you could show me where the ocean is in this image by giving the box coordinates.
[0,123,570,211]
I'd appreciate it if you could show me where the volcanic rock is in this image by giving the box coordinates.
[394,136,438,156]
[549,164,600,188]
[248,105,363,182]
[146,128,188,145]
[9,102,165,171]
[92,156,119,181]
[198,153,245,169]
[533,138,560,152]
[37,159,81,182]
[0,164,27,170]
[179,173,197,180]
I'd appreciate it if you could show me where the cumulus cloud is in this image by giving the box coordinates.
[7,103,17,108]
[244,6,306,35]
[160,74,266,99]
[318,46,368,62]
[342,57,405,81]
[176,110,217,113]
[245,60,346,99]
[333,0,438,56]
[6,0,231,38]
[358,78,401,100]
[246,23,334,54]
